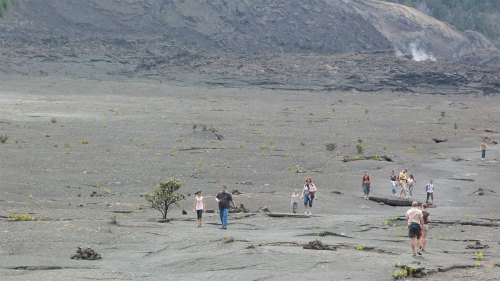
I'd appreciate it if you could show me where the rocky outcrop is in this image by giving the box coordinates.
[1,0,495,61]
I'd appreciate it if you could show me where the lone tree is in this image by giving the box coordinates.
[144,179,186,219]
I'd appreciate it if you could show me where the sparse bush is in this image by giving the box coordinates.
[325,142,337,151]
[356,142,364,154]
[144,179,186,219]
[268,138,275,145]
[475,251,483,261]
[79,139,89,144]
[96,184,111,194]
[50,117,57,123]
[440,111,445,119]
[356,245,366,250]
[0,134,8,143]
[110,215,118,225]
[8,213,36,221]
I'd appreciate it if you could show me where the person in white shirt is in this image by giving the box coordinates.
[192,191,206,227]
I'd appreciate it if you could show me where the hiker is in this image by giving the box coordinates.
[480,139,488,160]
[215,186,236,229]
[192,191,206,227]
[421,203,431,252]
[398,169,408,198]
[425,180,434,205]
[291,189,299,213]
[406,201,424,256]
[390,170,398,196]
[407,174,416,198]
[362,170,371,199]
[301,177,317,215]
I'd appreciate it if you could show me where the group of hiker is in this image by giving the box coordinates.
[189,139,490,256]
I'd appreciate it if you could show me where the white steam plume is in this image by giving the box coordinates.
[409,43,436,61]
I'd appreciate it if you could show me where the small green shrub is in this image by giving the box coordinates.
[325,142,337,151]
[110,215,118,225]
[144,179,186,219]
[96,184,111,194]
[8,213,36,221]
[356,142,364,154]
[475,251,483,261]
[356,245,366,250]
[0,134,8,143]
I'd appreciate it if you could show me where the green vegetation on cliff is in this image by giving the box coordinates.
[0,0,13,18]
[385,0,500,44]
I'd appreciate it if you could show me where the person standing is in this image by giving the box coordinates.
[362,170,371,200]
[301,177,317,215]
[421,203,431,252]
[406,201,424,256]
[425,180,434,205]
[291,189,299,213]
[390,170,398,196]
[480,139,488,160]
[215,186,236,229]
[192,191,206,227]
[399,169,408,198]
[407,174,416,198]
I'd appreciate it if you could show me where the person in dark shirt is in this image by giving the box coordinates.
[215,185,236,229]
[421,203,431,252]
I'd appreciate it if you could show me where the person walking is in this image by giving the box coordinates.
[406,201,424,256]
[215,186,236,229]
[192,191,206,227]
[390,170,398,196]
[291,189,299,213]
[301,177,317,215]
[407,174,416,198]
[425,180,434,205]
[399,169,408,198]
[421,203,431,252]
[480,139,488,160]
[362,170,371,200]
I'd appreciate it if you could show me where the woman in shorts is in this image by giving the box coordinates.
[301,177,317,215]
[192,191,206,227]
